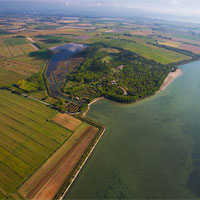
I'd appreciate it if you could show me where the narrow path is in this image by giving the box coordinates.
[26,37,36,43]
[21,94,50,106]
[119,86,127,95]
[26,37,39,50]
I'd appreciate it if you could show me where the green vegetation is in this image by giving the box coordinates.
[1,13,200,200]
[16,72,45,93]
[33,35,71,48]
[29,49,51,60]
[82,37,190,64]
[0,49,50,103]
[0,90,71,199]
[2,38,28,46]
[11,49,50,69]
[63,45,172,104]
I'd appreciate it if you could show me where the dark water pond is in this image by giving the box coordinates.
[46,43,86,97]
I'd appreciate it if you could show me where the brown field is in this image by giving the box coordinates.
[53,113,83,131]
[57,20,79,24]
[32,127,97,200]
[19,124,98,200]
[179,43,200,54]
[29,43,39,51]
[0,29,84,38]
[0,58,40,76]
[173,37,200,46]
[159,40,200,54]
[0,44,35,57]
[131,30,153,36]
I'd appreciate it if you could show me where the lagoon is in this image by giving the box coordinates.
[46,43,86,97]
[66,60,200,199]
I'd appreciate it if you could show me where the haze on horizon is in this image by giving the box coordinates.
[1,0,200,23]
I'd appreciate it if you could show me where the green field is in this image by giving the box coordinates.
[82,37,190,64]
[0,90,71,199]
[34,34,189,64]
[0,38,35,57]
[0,68,26,87]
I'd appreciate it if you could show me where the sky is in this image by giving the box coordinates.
[1,0,200,22]
[13,0,200,17]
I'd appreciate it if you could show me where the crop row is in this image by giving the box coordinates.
[0,44,34,57]
[66,103,81,113]
[0,90,70,198]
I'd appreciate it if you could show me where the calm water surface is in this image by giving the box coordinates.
[46,43,86,97]
[66,61,200,199]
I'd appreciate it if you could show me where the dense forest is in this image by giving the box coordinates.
[63,45,172,103]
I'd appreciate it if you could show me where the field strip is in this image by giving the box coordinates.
[0,90,71,197]
[0,189,7,199]
[0,130,37,164]
[0,146,32,178]
[0,107,64,143]
[0,92,53,117]
[30,127,98,200]
[0,113,59,151]
[30,43,39,51]
[0,122,50,157]
[0,119,52,153]
[26,37,36,43]
[18,123,91,196]
[0,112,59,147]
[53,113,83,132]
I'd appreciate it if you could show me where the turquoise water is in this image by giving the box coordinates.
[66,61,200,199]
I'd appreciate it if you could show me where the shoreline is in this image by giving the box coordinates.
[50,61,192,199]
[59,126,106,200]
[82,97,104,117]
[58,68,182,198]
[158,69,182,92]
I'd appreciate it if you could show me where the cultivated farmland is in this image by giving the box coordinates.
[0,57,41,76]
[19,116,99,200]
[0,68,26,86]
[0,90,99,199]
[0,38,35,57]
[159,40,200,54]
[83,36,190,64]
[0,90,71,199]
[53,113,83,132]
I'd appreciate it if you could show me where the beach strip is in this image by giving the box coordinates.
[159,69,182,92]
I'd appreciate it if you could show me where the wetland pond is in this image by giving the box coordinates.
[46,43,86,98]
[65,60,200,199]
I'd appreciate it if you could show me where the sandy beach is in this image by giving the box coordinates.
[82,97,104,117]
[158,69,182,92]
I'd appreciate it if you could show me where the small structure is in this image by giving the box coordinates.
[171,67,177,72]
[111,80,117,85]
[118,65,124,70]
[119,86,127,95]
